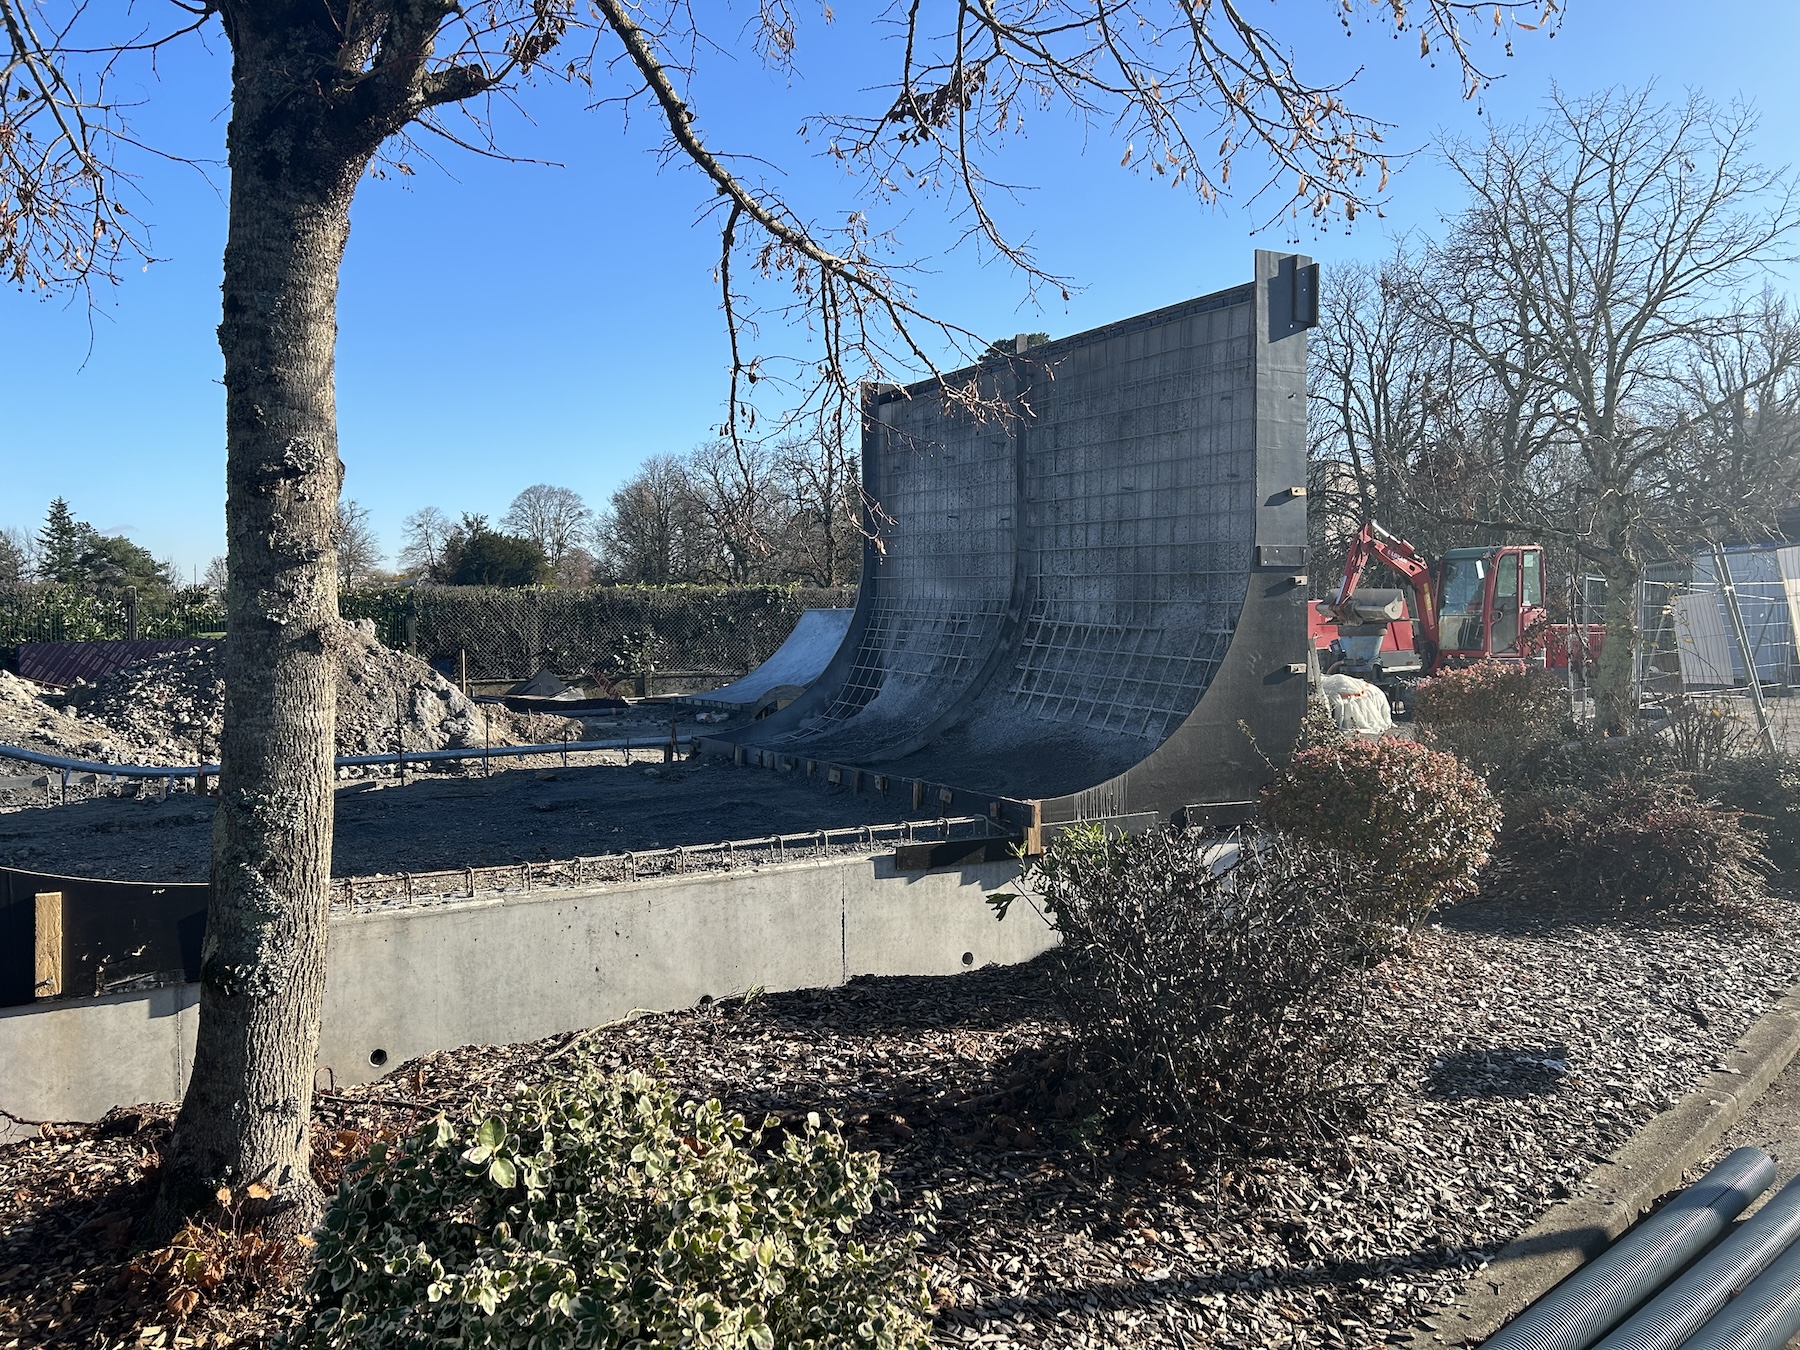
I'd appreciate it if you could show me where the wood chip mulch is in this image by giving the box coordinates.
[2,894,1795,1350]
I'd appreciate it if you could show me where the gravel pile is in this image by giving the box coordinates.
[2,621,580,768]
[0,668,142,786]
[3,897,1793,1349]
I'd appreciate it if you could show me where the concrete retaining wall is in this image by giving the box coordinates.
[0,854,1051,1135]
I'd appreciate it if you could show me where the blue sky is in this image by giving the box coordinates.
[3,1,1798,577]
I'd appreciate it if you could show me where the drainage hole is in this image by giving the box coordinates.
[961,951,974,967]
[368,1048,389,1067]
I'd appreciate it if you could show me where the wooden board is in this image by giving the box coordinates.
[34,891,62,998]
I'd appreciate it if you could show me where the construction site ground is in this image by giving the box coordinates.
[0,752,930,883]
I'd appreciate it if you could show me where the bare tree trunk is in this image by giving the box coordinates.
[1591,495,1642,737]
[152,37,372,1233]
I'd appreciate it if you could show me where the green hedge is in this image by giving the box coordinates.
[345,583,858,681]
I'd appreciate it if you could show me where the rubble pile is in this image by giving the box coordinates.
[0,669,133,772]
[330,621,582,755]
[2,622,580,771]
[60,641,223,762]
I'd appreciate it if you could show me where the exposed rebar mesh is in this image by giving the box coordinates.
[765,290,1258,798]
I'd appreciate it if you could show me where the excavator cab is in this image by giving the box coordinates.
[1434,545,1545,664]
[1320,522,1558,691]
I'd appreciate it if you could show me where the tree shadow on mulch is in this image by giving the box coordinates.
[0,1112,173,1347]
[698,956,1069,1037]
[1437,888,1785,938]
[1426,1045,1574,1101]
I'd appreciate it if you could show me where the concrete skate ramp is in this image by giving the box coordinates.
[709,251,1313,828]
[673,609,853,714]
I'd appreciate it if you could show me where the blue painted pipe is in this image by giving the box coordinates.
[1677,1218,1800,1350]
[1481,1148,1776,1350]
[0,736,695,780]
[1594,1173,1800,1350]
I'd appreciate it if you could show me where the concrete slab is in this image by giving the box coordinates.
[672,609,853,715]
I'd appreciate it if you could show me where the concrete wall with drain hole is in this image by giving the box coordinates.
[0,851,1055,1134]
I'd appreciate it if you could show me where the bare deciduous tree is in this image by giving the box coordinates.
[0,0,1555,1231]
[502,484,592,585]
[1311,88,1800,733]
[398,506,453,580]
[0,525,38,585]
[684,439,782,585]
[1420,87,1800,731]
[334,500,384,589]
[774,407,863,588]
[596,455,700,585]
[1660,296,1800,538]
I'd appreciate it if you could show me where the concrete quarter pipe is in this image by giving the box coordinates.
[705,250,1315,834]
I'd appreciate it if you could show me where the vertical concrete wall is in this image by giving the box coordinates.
[724,251,1313,822]
[0,855,1054,1134]
[0,982,200,1130]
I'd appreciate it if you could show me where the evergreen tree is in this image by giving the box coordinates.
[436,514,549,587]
[74,533,176,596]
[36,497,90,584]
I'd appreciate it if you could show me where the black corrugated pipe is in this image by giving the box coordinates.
[1593,1173,1800,1350]
[1675,1222,1800,1350]
[1480,1148,1775,1350]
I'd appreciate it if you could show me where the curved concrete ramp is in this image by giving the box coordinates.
[705,251,1313,831]
[673,608,854,714]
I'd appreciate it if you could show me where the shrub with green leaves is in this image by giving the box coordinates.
[1413,661,1572,791]
[1260,735,1500,929]
[1497,775,1769,915]
[301,1067,931,1350]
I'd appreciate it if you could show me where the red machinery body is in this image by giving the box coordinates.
[1316,521,1584,683]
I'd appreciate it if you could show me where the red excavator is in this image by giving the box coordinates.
[1310,520,1598,690]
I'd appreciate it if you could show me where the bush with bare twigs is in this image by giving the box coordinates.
[990,826,1379,1150]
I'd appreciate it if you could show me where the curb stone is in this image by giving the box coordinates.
[1402,976,1800,1350]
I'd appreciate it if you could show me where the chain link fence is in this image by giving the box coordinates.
[1,586,226,657]
[395,585,857,685]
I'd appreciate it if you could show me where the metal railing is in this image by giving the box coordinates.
[0,735,701,799]
[330,815,1001,912]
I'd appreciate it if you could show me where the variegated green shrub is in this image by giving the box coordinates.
[300,1066,931,1350]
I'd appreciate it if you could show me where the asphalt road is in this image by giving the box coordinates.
[1720,1045,1800,1196]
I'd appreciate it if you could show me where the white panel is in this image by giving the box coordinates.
[1671,592,1735,688]
[1777,547,1800,654]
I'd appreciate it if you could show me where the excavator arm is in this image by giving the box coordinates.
[1330,520,1441,656]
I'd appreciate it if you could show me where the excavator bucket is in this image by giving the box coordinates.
[701,252,1313,834]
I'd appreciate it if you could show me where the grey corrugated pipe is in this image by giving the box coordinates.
[1676,1216,1800,1350]
[1591,1173,1800,1350]
[1481,1148,1775,1350]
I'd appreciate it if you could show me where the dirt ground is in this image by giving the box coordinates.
[0,754,934,882]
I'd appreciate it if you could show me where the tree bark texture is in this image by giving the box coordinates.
[153,13,379,1232]
[1592,493,1642,737]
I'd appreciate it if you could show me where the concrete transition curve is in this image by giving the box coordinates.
[702,250,1315,834]
[673,608,853,716]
